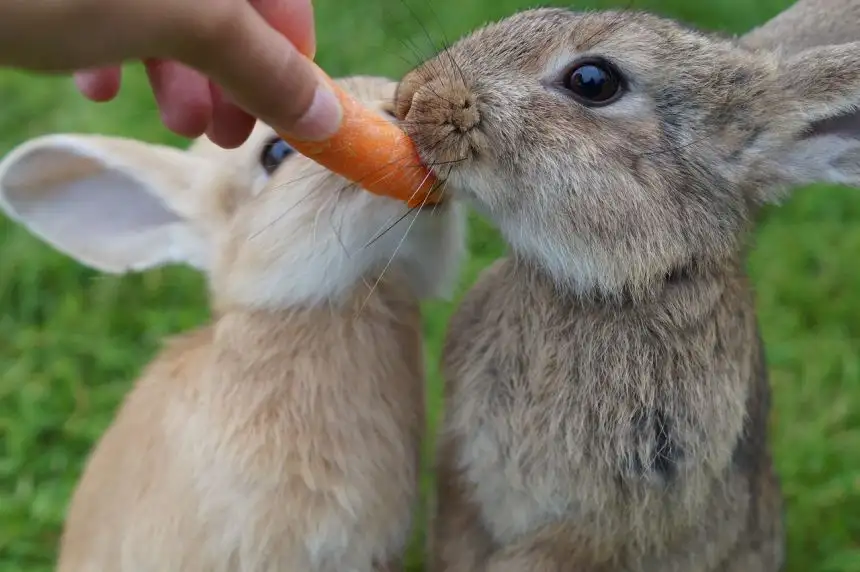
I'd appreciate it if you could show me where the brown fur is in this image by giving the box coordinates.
[432,259,780,571]
[394,2,860,571]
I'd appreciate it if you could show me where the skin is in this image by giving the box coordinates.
[0,0,341,148]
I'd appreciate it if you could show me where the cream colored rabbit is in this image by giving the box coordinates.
[0,76,466,572]
[393,2,860,571]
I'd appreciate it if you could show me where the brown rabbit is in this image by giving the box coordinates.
[0,76,466,572]
[393,3,860,571]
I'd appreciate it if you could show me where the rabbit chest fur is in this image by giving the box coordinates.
[59,285,424,572]
[434,258,782,571]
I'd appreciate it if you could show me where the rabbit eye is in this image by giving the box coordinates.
[260,138,296,175]
[562,59,622,106]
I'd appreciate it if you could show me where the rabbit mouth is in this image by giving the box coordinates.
[404,112,481,167]
[405,130,482,209]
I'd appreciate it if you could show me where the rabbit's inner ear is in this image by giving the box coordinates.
[774,106,860,190]
[777,117,860,190]
[0,135,212,274]
[767,43,860,190]
[806,111,860,140]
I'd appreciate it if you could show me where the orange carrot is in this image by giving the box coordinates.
[276,61,441,208]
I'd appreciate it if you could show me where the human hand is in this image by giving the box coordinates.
[0,0,342,148]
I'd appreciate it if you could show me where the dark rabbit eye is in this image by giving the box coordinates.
[563,59,622,106]
[260,138,296,174]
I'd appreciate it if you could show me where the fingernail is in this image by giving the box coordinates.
[301,30,317,60]
[289,85,342,141]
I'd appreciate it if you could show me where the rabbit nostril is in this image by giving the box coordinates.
[450,95,480,132]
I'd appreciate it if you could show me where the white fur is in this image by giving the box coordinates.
[0,127,468,309]
[218,167,468,309]
[447,161,639,297]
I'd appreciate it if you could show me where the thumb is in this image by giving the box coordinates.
[177,3,342,142]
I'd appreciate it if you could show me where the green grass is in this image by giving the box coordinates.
[1,0,859,570]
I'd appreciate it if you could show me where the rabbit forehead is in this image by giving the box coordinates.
[447,9,694,72]
[451,8,770,85]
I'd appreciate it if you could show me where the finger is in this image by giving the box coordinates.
[206,82,256,149]
[251,0,316,58]
[74,67,122,102]
[144,59,213,139]
[176,5,341,142]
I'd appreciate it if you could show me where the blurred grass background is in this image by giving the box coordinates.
[1,0,859,570]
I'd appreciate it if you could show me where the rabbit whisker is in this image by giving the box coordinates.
[396,50,427,77]
[340,152,424,190]
[360,133,452,245]
[398,119,449,127]
[325,157,431,259]
[248,173,335,241]
[357,176,437,317]
[406,160,438,205]
[398,0,465,95]
[409,56,459,107]
[390,0,456,106]
[430,163,459,215]
[399,34,431,66]
[361,165,451,251]
[400,36,447,94]
[422,0,469,90]
[362,165,439,249]
[362,207,419,250]
[265,168,332,191]
[261,150,417,239]
[321,188,352,258]
[424,156,469,167]
[362,131,459,248]
[312,186,332,247]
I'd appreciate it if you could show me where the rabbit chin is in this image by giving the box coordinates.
[439,169,676,299]
[213,193,467,310]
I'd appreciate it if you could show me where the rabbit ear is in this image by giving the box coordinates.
[0,134,216,274]
[773,43,860,188]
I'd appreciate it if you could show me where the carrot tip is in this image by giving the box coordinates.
[277,60,441,207]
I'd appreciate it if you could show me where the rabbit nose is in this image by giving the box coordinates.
[449,95,480,132]
[395,74,481,133]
